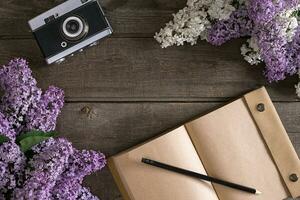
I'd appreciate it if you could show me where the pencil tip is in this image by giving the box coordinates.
[255,190,262,195]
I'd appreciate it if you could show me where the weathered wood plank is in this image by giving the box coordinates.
[0,0,185,37]
[0,38,298,101]
[56,102,300,200]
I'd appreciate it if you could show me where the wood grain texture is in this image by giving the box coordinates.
[57,102,300,200]
[0,38,298,101]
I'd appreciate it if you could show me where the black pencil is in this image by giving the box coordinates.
[141,158,261,195]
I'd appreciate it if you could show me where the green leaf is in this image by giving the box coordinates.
[19,136,52,152]
[0,135,9,145]
[16,131,57,143]
[16,131,58,152]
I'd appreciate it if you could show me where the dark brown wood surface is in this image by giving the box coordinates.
[0,0,299,199]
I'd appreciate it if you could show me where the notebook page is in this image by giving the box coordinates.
[111,126,219,200]
[185,99,289,200]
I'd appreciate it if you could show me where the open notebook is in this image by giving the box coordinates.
[108,87,300,200]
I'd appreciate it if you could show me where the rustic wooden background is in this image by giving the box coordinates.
[0,0,300,199]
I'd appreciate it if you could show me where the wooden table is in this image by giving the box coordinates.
[1,0,299,199]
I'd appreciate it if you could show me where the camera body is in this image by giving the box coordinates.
[28,0,113,64]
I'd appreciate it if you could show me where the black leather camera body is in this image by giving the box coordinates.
[28,0,113,64]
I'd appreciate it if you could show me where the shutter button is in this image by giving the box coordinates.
[256,103,265,112]
[289,174,299,182]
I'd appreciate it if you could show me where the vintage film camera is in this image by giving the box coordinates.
[28,0,113,64]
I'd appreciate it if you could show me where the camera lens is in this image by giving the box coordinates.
[66,20,80,34]
[61,16,88,41]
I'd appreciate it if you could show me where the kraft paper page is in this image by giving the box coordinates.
[111,126,219,200]
[185,98,289,200]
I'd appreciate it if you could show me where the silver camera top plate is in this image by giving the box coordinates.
[28,0,93,31]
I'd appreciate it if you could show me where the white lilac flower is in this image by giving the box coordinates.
[238,0,246,4]
[278,8,299,42]
[296,70,300,98]
[240,37,262,65]
[296,82,300,97]
[207,0,236,20]
[154,6,210,48]
[154,0,239,48]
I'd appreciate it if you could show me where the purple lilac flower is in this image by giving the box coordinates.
[51,150,106,199]
[246,0,300,81]
[51,178,82,200]
[0,58,41,133]
[0,142,26,193]
[247,0,278,25]
[50,178,100,200]
[208,1,300,82]
[0,58,105,199]
[0,58,64,135]
[253,19,290,82]
[247,0,299,25]
[13,138,73,200]
[286,27,300,75]
[0,112,16,140]
[25,86,64,132]
[77,187,100,200]
[63,150,106,181]
[208,6,253,46]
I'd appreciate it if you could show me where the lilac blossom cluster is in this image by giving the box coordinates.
[0,142,26,195]
[13,138,105,200]
[155,0,300,97]
[0,58,106,200]
[208,5,253,46]
[247,0,298,25]
[0,58,64,134]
